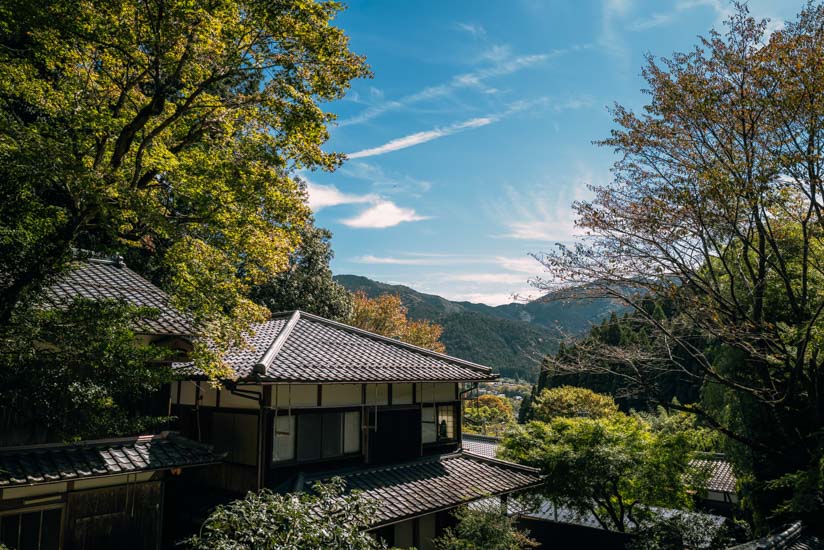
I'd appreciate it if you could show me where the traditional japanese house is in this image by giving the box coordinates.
[0,433,223,550]
[170,310,542,548]
[0,256,221,550]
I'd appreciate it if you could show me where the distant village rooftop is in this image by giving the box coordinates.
[178,310,499,383]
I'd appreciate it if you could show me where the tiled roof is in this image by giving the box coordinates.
[0,432,222,488]
[45,258,192,336]
[691,456,737,493]
[302,452,542,527]
[461,434,500,458]
[180,310,497,383]
[729,522,824,549]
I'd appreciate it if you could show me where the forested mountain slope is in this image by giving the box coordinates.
[335,275,622,381]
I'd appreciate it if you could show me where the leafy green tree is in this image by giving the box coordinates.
[531,386,619,421]
[464,394,515,436]
[0,300,172,443]
[0,0,369,375]
[500,413,702,533]
[628,513,736,550]
[534,3,824,527]
[251,221,352,321]
[184,479,386,550]
[433,506,538,550]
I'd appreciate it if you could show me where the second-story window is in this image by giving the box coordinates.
[273,410,360,463]
[422,404,456,444]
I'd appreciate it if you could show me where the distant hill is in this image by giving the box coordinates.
[335,275,623,381]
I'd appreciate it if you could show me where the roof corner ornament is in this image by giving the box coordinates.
[252,363,267,375]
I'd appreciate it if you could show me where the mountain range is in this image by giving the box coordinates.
[334,275,623,381]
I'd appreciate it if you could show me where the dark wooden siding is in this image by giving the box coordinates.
[64,481,162,550]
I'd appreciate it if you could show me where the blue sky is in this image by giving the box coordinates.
[306,0,804,305]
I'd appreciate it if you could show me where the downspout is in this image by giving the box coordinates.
[223,381,265,490]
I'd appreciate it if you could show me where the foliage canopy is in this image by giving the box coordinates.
[184,478,385,550]
[433,506,538,550]
[531,385,620,422]
[534,3,824,526]
[0,0,368,375]
[501,411,703,533]
[349,292,446,352]
[0,299,173,443]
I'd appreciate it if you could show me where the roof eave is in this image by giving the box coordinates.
[269,310,495,376]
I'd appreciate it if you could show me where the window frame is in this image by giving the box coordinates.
[271,408,362,466]
[421,402,458,445]
[0,503,64,550]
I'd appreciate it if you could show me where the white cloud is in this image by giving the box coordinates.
[491,171,596,242]
[347,96,562,159]
[629,13,674,31]
[339,47,568,127]
[600,0,633,62]
[494,255,544,274]
[447,273,529,284]
[347,117,494,159]
[353,255,446,266]
[341,201,429,229]
[341,162,433,195]
[306,182,377,211]
[438,288,536,306]
[456,22,486,37]
[305,180,427,229]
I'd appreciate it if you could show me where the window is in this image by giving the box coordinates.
[273,410,361,463]
[273,415,295,462]
[422,404,456,444]
[0,506,62,550]
[437,405,455,440]
[422,406,437,444]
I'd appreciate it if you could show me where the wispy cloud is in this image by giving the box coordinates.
[339,47,571,127]
[493,255,544,274]
[629,12,674,31]
[346,253,546,305]
[491,172,596,242]
[456,22,486,38]
[306,182,377,211]
[353,254,446,266]
[600,0,633,62]
[347,96,561,159]
[341,201,429,229]
[348,117,494,159]
[446,272,529,284]
[341,162,432,195]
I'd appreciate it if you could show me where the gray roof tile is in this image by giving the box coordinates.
[0,432,222,488]
[461,434,501,458]
[45,259,192,336]
[691,456,737,493]
[730,522,824,549]
[304,452,542,526]
[181,310,497,383]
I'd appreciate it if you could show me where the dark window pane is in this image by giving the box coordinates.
[40,509,61,550]
[19,511,39,550]
[297,414,322,461]
[0,514,20,548]
[322,413,342,458]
